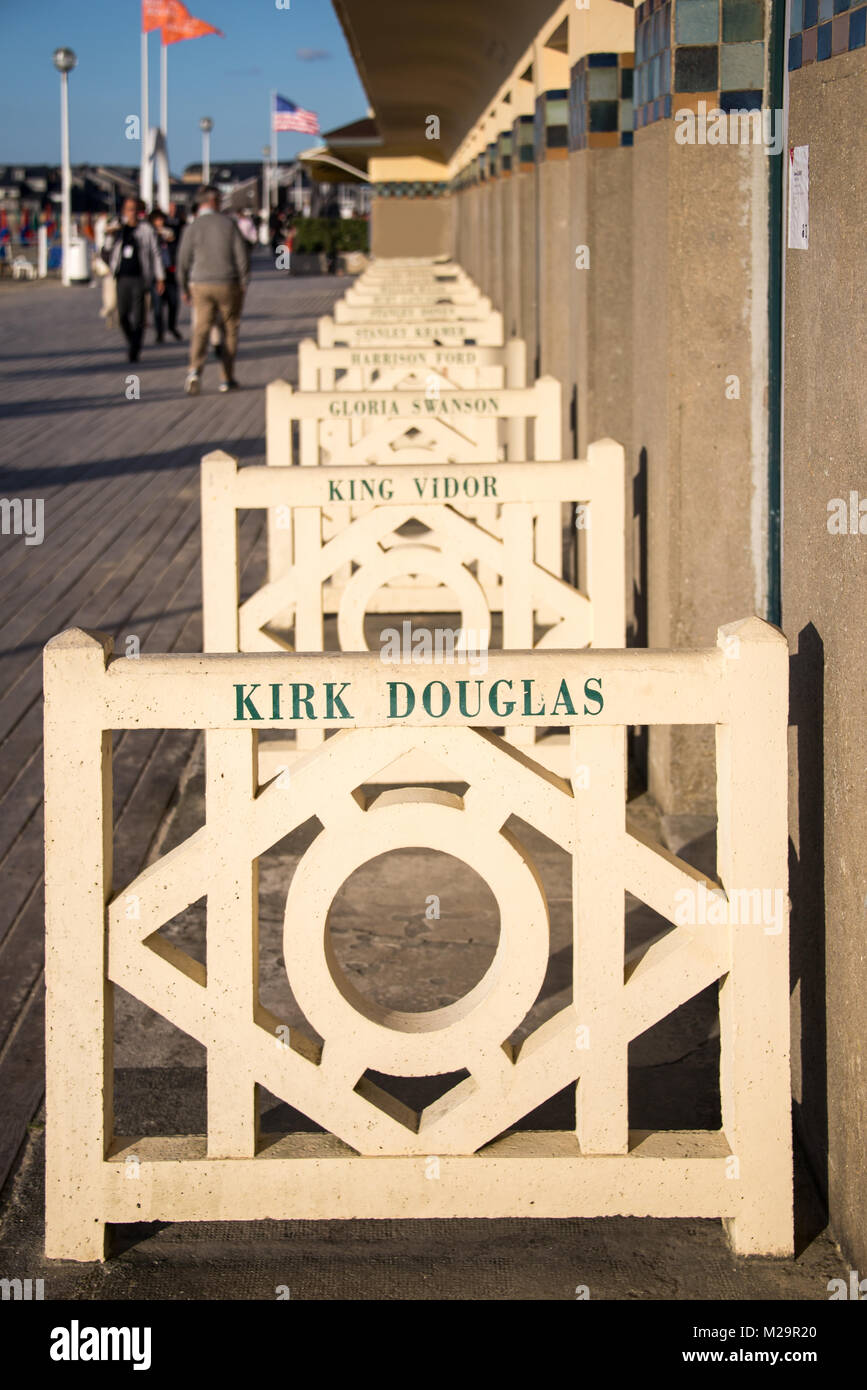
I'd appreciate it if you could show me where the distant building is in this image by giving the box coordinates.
[180,158,370,220]
[0,163,193,234]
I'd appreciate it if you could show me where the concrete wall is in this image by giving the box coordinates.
[537,157,571,444]
[517,167,539,378]
[371,198,451,258]
[632,124,769,814]
[570,146,634,628]
[783,46,867,1273]
[503,173,522,338]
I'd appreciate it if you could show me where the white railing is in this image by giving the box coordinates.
[201,443,625,774]
[43,619,792,1260]
[265,376,564,614]
[298,339,527,392]
[317,311,505,348]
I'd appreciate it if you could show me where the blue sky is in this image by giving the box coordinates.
[0,0,368,172]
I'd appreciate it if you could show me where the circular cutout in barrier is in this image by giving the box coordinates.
[336,544,490,654]
[282,793,549,1076]
[327,848,499,1012]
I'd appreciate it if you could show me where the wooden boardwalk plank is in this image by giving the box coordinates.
[0,261,347,1191]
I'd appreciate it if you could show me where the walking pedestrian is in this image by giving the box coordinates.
[177,186,248,395]
[93,212,119,329]
[101,197,163,362]
[150,209,183,342]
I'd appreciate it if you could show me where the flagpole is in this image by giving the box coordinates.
[140,30,149,201]
[160,37,168,138]
[270,89,278,208]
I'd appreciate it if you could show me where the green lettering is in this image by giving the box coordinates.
[388,682,415,718]
[234,684,262,721]
[489,679,515,718]
[422,681,451,718]
[583,677,604,716]
[522,679,545,717]
[551,680,577,717]
[291,684,316,720]
[325,682,352,719]
[457,681,483,717]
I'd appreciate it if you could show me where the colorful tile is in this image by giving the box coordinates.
[672,89,719,113]
[834,0,851,12]
[589,100,620,132]
[674,44,720,90]
[803,24,818,58]
[720,87,763,110]
[832,12,850,45]
[851,6,867,46]
[819,0,834,21]
[788,32,804,66]
[791,0,804,30]
[817,19,833,53]
[803,0,819,27]
[675,0,719,44]
[589,68,619,99]
[722,0,765,40]
[720,39,765,87]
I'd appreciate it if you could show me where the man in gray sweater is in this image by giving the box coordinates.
[177,186,249,395]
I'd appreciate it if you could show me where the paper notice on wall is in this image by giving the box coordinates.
[788,145,809,250]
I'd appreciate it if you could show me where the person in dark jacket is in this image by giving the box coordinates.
[102,197,163,362]
[150,209,182,342]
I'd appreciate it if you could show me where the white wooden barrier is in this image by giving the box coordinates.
[345,286,489,310]
[43,619,792,1260]
[298,338,527,393]
[265,378,560,470]
[201,444,625,775]
[317,312,505,348]
[265,377,563,612]
[335,301,499,325]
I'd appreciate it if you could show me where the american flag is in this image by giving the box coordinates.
[272,95,320,134]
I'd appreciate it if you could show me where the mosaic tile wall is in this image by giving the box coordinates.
[512,114,536,171]
[634,0,768,129]
[373,182,449,198]
[533,90,571,160]
[788,0,866,68]
[498,130,513,174]
[569,53,635,150]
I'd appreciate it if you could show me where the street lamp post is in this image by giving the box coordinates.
[199,116,213,184]
[53,46,77,287]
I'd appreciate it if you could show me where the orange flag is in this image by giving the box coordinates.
[142,0,170,32]
[161,0,224,44]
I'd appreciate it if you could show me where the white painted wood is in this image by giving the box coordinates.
[43,621,792,1257]
[317,313,505,348]
[201,450,624,771]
